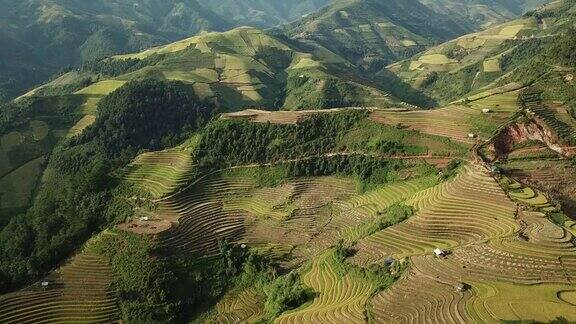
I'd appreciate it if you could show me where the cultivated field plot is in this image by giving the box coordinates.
[108,26,399,110]
[119,151,195,199]
[0,251,119,324]
[207,288,265,323]
[155,171,368,264]
[369,98,516,143]
[388,18,537,86]
[355,160,576,322]
[504,158,576,218]
[0,109,79,212]
[117,158,576,321]
[275,251,374,324]
[371,255,471,324]
[353,166,518,264]
[221,109,311,124]
[0,156,45,209]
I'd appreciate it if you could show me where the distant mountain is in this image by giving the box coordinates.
[0,0,332,103]
[387,0,566,104]
[281,0,471,71]
[197,0,332,27]
[29,27,430,111]
[420,0,550,29]
[280,0,550,72]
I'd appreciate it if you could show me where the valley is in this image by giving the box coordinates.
[0,0,575,323]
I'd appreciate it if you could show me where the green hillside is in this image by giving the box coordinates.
[32,27,432,110]
[0,24,431,243]
[0,0,333,103]
[1,1,576,323]
[281,0,473,71]
[388,0,569,104]
[280,0,549,73]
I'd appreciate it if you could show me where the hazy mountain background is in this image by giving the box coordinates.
[0,0,548,103]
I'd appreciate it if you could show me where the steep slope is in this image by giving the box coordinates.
[280,0,549,73]
[0,25,430,228]
[388,0,566,104]
[0,0,332,102]
[420,0,550,29]
[281,0,473,71]
[43,27,430,111]
[197,0,332,27]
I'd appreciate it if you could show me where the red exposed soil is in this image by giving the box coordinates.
[486,118,574,162]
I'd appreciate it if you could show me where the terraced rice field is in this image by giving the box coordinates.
[208,288,265,323]
[520,89,576,144]
[67,115,96,138]
[275,252,374,324]
[371,165,576,323]
[368,202,576,323]
[467,281,576,323]
[370,95,517,142]
[155,169,385,265]
[156,174,257,255]
[353,166,518,264]
[75,80,126,96]
[504,177,556,211]
[119,151,195,198]
[370,255,471,324]
[122,160,575,321]
[388,18,535,90]
[0,252,119,323]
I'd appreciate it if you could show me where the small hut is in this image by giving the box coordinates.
[482,108,491,114]
[455,282,468,292]
[434,248,447,257]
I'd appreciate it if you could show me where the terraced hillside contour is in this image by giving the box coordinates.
[353,165,518,264]
[155,172,367,263]
[275,252,374,324]
[0,251,119,323]
[119,151,195,199]
[370,89,520,143]
[107,27,404,110]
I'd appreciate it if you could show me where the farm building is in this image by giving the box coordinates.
[468,133,477,139]
[434,248,447,257]
[482,108,491,113]
[455,282,467,292]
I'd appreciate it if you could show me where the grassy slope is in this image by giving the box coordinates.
[0,0,333,102]
[388,0,575,105]
[281,0,473,71]
[82,27,422,110]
